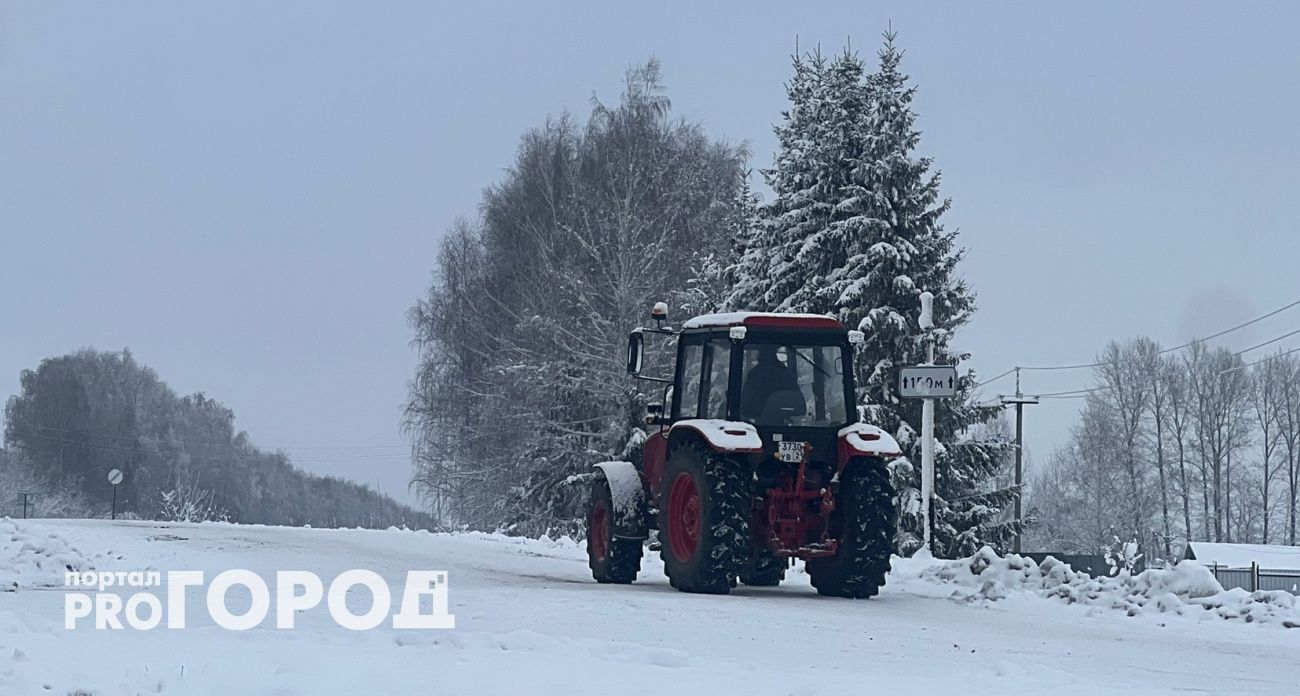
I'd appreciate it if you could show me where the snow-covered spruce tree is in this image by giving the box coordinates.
[733,35,1018,557]
[846,35,1018,558]
[727,50,837,311]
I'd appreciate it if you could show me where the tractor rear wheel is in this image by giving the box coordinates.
[807,458,895,598]
[587,474,642,584]
[739,551,785,587]
[659,443,750,594]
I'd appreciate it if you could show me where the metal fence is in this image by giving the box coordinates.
[1208,563,1300,595]
[1022,554,1300,595]
[1022,553,1120,578]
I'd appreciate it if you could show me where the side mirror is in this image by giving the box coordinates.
[645,402,665,426]
[627,331,645,375]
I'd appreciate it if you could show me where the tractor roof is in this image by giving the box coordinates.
[681,312,846,331]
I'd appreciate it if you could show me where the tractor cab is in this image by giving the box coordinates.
[587,305,900,598]
[668,312,858,465]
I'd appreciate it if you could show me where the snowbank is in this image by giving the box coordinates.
[0,518,109,590]
[911,546,1300,628]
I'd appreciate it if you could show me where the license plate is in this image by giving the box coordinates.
[777,441,808,463]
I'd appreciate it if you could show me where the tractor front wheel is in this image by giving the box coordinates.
[807,458,896,598]
[659,443,750,594]
[587,474,642,584]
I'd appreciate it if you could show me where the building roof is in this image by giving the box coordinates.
[681,312,846,331]
[1182,542,1300,570]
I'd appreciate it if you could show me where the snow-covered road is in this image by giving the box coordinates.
[3,519,1298,695]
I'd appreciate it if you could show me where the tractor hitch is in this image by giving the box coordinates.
[764,458,839,559]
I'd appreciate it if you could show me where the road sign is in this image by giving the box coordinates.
[899,365,958,398]
[107,469,124,520]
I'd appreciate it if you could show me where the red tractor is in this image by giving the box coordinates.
[586,305,901,597]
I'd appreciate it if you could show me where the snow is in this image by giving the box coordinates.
[838,422,903,457]
[1184,542,1300,570]
[915,546,1300,626]
[0,517,110,591]
[669,419,763,451]
[3,519,1300,694]
[593,461,644,529]
[681,311,836,328]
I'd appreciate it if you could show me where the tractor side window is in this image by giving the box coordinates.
[676,341,704,419]
[704,338,730,419]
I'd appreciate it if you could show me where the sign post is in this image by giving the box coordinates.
[107,468,124,520]
[899,292,959,556]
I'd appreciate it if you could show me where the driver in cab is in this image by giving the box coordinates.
[740,345,804,423]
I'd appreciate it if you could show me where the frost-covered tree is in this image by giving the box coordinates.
[1277,352,1300,544]
[1026,338,1300,557]
[1096,339,1158,544]
[729,35,1017,557]
[406,60,749,535]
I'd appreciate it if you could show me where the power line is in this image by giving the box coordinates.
[977,321,1300,401]
[1230,327,1300,357]
[1223,344,1300,374]
[1032,387,1100,398]
[1025,342,1300,401]
[974,367,1017,389]
[993,296,1300,374]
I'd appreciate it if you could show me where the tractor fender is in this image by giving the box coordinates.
[668,419,764,454]
[593,461,649,540]
[838,422,903,463]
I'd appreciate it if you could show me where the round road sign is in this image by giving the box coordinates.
[107,468,124,486]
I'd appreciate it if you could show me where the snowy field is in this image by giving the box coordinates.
[3,519,1299,695]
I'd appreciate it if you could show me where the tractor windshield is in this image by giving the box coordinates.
[739,342,849,427]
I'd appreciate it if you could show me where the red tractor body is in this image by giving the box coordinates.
[587,310,900,597]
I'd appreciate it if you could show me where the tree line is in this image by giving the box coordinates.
[2,348,430,528]
[1027,339,1300,559]
[407,35,1023,556]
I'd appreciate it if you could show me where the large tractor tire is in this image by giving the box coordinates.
[807,458,896,598]
[659,443,750,594]
[587,475,643,584]
[739,551,786,587]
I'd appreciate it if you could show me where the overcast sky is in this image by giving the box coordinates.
[4,2,1299,507]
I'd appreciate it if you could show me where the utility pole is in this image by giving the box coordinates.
[999,368,1038,554]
